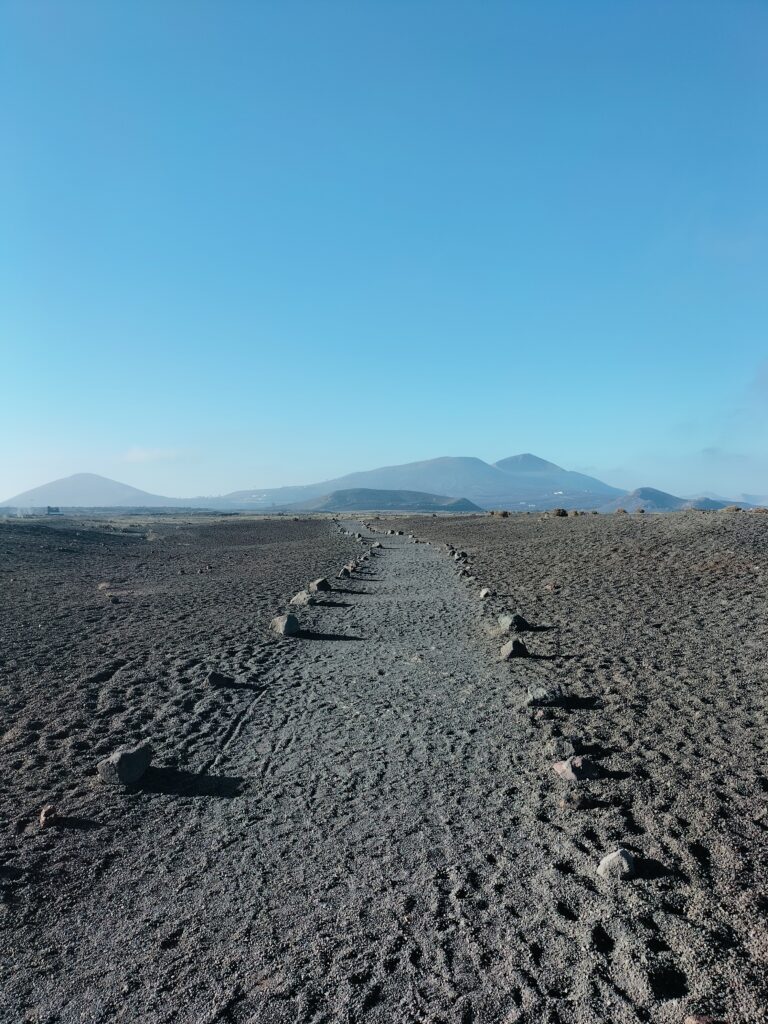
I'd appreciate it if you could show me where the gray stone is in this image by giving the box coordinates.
[290,590,316,606]
[271,613,300,636]
[39,804,57,828]
[525,682,565,706]
[372,541,383,549]
[97,740,153,787]
[480,587,492,600]
[337,566,351,579]
[596,848,636,879]
[547,734,579,760]
[500,638,529,660]
[498,612,532,633]
[207,670,234,687]
[552,755,594,782]
[308,578,331,592]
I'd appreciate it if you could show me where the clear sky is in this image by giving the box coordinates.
[3,1,767,500]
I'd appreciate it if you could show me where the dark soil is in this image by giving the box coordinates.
[1,511,766,1023]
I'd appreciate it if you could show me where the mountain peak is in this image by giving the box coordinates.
[494,453,562,473]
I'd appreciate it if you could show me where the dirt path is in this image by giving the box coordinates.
[193,520,533,1023]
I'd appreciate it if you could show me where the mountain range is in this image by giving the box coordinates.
[0,454,747,513]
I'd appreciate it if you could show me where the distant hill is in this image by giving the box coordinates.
[224,453,623,510]
[4,457,745,514]
[291,488,482,513]
[599,487,737,513]
[0,473,196,509]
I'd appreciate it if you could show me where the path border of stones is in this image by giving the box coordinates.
[360,517,640,885]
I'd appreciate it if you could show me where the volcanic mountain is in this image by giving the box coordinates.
[2,454,626,511]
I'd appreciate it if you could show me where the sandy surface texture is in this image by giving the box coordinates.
[2,512,766,1023]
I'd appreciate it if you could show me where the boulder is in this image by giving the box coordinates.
[551,508,568,517]
[547,735,580,760]
[525,682,565,706]
[271,613,300,637]
[480,588,492,600]
[290,590,316,606]
[499,612,532,633]
[500,638,529,660]
[552,755,594,782]
[372,541,383,549]
[308,578,331,592]
[596,848,636,879]
[337,566,351,579]
[39,804,57,828]
[97,741,153,787]
[207,670,234,687]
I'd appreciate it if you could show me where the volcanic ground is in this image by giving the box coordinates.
[1,510,766,1023]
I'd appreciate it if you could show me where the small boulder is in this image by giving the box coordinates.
[596,848,636,879]
[547,734,580,760]
[97,741,153,787]
[271,613,300,637]
[499,612,532,633]
[551,508,568,517]
[552,755,595,782]
[480,588,492,600]
[559,791,588,811]
[500,638,529,660]
[207,670,234,687]
[525,682,565,706]
[337,566,351,579]
[308,578,331,592]
[372,541,383,549]
[290,590,316,606]
[39,804,57,828]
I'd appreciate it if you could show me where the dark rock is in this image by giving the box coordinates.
[271,613,300,636]
[308,578,331,592]
[498,612,532,633]
[97,741,153,787]
[525,682,565,706]
[500,638,529,660]
[39,804,57,828]
[207,670,234,687]
[596,848,636,879]
[552,755,595,781]
[547,735,580,760]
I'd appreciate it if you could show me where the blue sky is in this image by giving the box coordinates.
[2,1,767,500]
